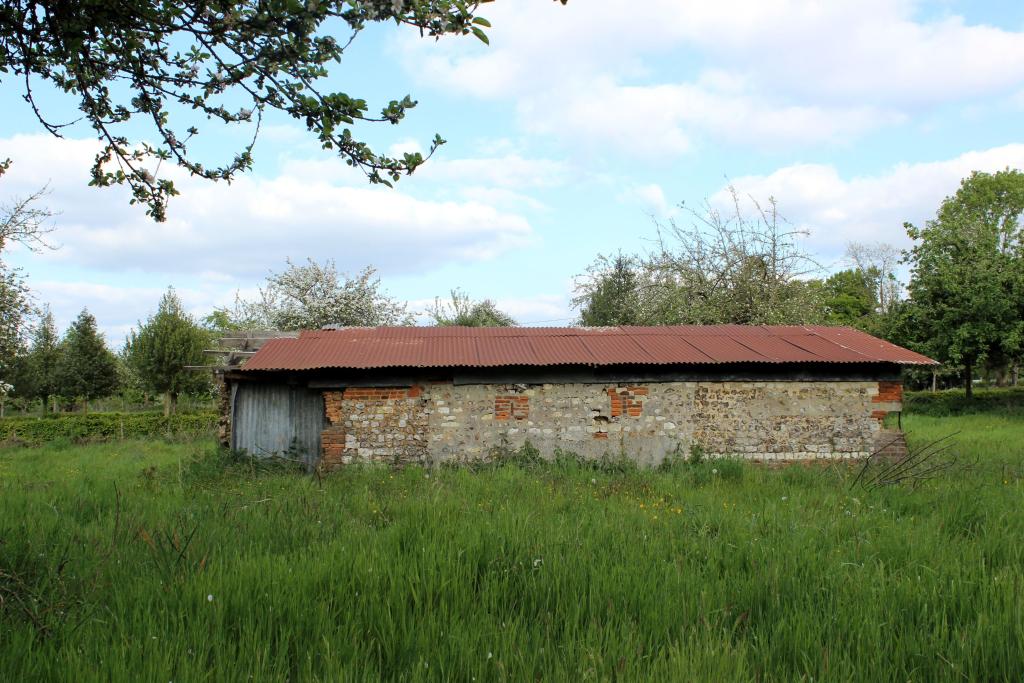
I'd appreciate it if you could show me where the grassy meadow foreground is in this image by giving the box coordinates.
[1,408,1023,681]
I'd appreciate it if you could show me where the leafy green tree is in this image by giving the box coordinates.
[573,253,651,326]
[429,289,516,327]
[126,289,210,415]
[202,309,239,334]
[904,169,1024,398]
[822,269,877,327]
[0,1,568,219]
[56,309,119,407]
[21,306,61,411]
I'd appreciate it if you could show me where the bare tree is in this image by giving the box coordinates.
[645,186,824,325]
[844,241,901,314]
[0,176,58,383]
[0,185,58,253]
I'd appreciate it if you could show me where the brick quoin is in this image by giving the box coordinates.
[872,381,903,403]
[324,392,345,424]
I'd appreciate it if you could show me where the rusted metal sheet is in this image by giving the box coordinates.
[242,325,938,371]
[626,335,713,364]
[231,383,323,464]
[730,335,820,363]
[809,327,935,365]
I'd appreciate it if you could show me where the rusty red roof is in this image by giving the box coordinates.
[239,325,937,371]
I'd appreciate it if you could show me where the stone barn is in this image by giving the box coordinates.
[220,325,937,468]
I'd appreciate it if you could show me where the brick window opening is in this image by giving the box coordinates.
[495,395,529,421]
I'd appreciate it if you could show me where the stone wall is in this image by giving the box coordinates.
[321,386,428,467]
[316,379,902,469]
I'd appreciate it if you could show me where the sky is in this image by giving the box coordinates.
[3,0,1024,343]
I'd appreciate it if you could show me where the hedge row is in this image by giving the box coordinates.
[0,411,218,446]
[903,387,1024,416]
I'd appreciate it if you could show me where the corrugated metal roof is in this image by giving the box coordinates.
[240,325,938,371]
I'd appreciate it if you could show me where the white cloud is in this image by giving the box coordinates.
[387,138,426,158]
[495,294,573,326]
[30,279,232,343]
[519,78,899,157]
[410,0,1024,104]
[400,0,1024,156]
[715,143,1024,263]
[1,134,535,279]
[671,1,1024,106]
[423,154,569,189]
[619,183,672,217]
[451,187,548,212]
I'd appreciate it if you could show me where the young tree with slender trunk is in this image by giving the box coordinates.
[126,289,209,415]
[22,305,61,412]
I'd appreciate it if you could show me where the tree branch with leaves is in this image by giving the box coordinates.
[0,1,568,221]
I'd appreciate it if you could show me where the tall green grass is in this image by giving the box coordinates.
[1,414,1022,681]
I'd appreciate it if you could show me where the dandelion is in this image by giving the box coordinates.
[487,652,493,660]
[781,496,788,501]
[207,594,214,602]
[712,468,718,475]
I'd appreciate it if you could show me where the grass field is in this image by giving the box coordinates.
[2,408,1023,681]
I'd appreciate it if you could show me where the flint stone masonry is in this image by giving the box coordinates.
[317,380,900,469]
[321,386,428,467]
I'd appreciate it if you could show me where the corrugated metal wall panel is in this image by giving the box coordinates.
[232,383,323,465]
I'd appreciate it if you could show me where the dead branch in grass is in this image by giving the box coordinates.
[852,431,963,491]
